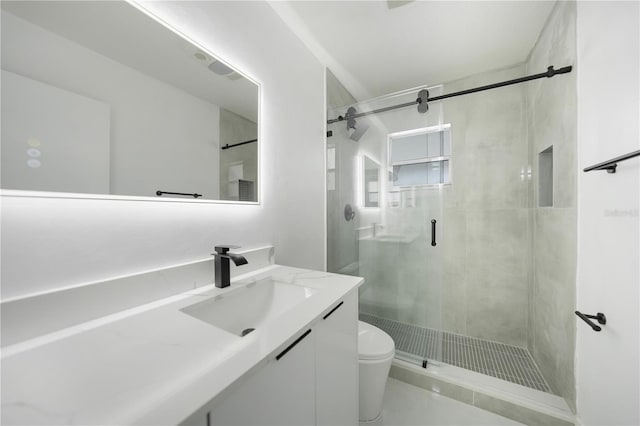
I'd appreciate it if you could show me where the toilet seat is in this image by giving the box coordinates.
[358,321,395,360]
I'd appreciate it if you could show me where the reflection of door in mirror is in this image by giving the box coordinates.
[363,155,380,208]
[0,1,259,203]
[219,109,258,202]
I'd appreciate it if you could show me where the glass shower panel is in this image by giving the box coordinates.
[327,85,446,367]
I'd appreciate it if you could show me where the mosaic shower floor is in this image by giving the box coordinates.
[360,313,552,394]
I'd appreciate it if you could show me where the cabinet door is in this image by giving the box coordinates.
[209,329,316,426]
[315,291,359,426]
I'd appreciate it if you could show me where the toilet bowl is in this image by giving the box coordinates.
[358,320,395,422]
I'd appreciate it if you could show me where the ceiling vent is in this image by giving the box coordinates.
[208,60,242,81]
[190,46,242,81]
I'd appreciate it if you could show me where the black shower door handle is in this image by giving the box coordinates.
[431,219,437,246]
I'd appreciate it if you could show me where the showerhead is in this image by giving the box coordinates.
[349,122,369,142]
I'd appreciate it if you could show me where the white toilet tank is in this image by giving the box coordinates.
[358,320,395,422]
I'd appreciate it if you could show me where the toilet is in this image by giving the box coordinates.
[358,320,395,422]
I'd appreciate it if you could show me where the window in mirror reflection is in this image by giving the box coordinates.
[0,1,259,202]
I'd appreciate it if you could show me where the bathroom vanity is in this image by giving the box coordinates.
[0,263,362,425]
[182,277,359,426]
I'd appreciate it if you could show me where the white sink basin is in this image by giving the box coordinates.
[181,279,318,337]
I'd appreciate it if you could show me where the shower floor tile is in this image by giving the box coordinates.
[360,313,552,394]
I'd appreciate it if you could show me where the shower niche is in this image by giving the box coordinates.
[538,145,554,207]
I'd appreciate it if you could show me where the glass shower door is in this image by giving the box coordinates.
[357,186,445,367]
[326,86,447,368]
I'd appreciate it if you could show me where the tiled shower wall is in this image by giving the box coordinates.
[439,65,530,348]
[526,1,577,411]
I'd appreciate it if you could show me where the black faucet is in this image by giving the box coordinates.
[212,245,248,288]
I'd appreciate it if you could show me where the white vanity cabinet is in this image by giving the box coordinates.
[181,291,358,426]
[209,328,316,426]
[315,290,358,426]
[181,327,316,426]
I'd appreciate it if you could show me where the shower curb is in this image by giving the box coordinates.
[390,360,576,426]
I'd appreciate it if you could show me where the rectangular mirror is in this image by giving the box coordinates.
[1,1,259,202]
[363,155,380,208]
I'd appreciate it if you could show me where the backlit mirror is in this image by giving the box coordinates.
[363,155,380,208]
[1,1,259,202]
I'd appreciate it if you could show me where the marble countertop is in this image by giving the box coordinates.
[1,265,363,425]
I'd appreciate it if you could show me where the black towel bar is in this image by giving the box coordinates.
[156,191,202,198]
[583,150,640,174]
[575,311,606,332]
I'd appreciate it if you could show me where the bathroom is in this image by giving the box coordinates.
[1,1,638,425]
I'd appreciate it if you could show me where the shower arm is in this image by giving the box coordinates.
[327,65,573,125]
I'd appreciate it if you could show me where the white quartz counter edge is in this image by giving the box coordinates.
[1,265,363,425]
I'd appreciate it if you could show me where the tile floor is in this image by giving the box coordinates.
[373,378,523,426]
[361,314,551,393]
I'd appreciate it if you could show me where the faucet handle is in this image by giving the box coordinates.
[214,245,241,255]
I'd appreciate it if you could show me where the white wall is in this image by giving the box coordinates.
[1,11,221,199]
[576,1,639,424]
[1,70,111,194]
[0,1,325,300]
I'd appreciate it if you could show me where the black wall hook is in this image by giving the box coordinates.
[575,311,606,332]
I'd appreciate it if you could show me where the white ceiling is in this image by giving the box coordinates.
[273,0,556,101]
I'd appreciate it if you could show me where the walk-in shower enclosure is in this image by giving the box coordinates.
[325,0,577,411]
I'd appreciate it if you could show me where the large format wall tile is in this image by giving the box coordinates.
[442,208,468,335]
[526,0,577,411]
[439,65,530,346]
[465,209,530,347]
[532,208,577,408]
